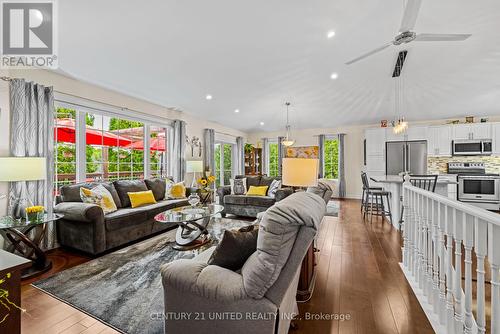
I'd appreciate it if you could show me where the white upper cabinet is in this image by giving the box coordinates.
[493,123,500,155]
[386,126,427,142]
[428,125,452,156]
[406,126,428,141]
[365,128,386,156]
[452,123,491,140]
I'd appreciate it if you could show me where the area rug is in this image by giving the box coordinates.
[325,200,340,217]
[33,217,254,334]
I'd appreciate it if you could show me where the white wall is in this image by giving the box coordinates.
[0,69,248,215]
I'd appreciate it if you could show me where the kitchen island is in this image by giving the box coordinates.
[369,174,458,229]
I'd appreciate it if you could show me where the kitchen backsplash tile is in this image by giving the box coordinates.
[428,156,500,174]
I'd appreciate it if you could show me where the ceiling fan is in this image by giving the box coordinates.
[345,0,472,65]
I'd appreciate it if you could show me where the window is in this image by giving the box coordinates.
[53,103,171,194]
[215,143,234,186]
[268,142,279,177]
[54,107,78,192]
[324,136,339,179]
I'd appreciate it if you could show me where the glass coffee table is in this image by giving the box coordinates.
[154,204,224,251]
[0,213,63,279]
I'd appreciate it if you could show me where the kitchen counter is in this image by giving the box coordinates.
[370,175,458,184]
[367,174,458,229]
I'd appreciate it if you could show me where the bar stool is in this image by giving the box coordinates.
[360,172,383,213]
[399,174,438,228]
[361,172,392,224]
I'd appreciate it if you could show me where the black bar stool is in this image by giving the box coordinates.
[399,174,438,227]
[361,172,392,224]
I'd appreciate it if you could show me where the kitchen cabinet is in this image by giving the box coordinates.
[452,123,491,140]
[386,126,427,142]
[428,125,452,156]
[365,128,386,156]
[493,123,500,155]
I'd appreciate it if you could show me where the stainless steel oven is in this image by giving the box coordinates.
[458,175,500,203]
[452,139,492,156]
[449,162,500,210]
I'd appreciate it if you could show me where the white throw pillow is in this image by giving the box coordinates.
[267,179,281,198]
[80,185,117,214]
[230,178,247,195]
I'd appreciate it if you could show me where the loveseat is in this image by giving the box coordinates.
[216,175,294,218]
[161,192,326,334]
[54,178,192,255]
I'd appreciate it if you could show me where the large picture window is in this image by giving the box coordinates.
[324,136,339,179]
[53,104,171,194]
[268,142,279,177]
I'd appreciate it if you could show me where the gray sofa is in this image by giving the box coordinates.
[307,181,333,204]
[217,175,294,217]
[161,192,326,334]
[54,178,192,255]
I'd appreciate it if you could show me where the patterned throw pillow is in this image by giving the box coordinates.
[267,179,281,198]
[80,185,118,214]
[230,178,247,195]
[165,179,187,199]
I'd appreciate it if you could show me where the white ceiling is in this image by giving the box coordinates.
[58,0,500,133]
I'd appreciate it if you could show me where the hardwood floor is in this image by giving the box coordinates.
[20,199,434,334]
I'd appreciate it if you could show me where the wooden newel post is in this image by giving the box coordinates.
[402,172,411,268]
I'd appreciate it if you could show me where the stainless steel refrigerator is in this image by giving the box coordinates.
[386,140,427,175]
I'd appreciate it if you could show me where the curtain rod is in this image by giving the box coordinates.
[2,75,176,122]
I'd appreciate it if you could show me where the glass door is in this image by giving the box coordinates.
[215,142,234,186]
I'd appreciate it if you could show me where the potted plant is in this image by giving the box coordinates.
[244,143,254,154]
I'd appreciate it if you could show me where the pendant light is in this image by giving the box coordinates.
[392,55,409,134]
[282,102,295,147]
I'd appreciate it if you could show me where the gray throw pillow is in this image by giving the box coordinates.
[208,225,258,271]
[230,178,247,195]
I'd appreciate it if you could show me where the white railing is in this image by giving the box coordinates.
[401,175,500,334]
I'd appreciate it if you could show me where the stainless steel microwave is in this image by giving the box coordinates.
[452,139,492,156]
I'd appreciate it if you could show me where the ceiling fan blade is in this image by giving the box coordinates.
[414,33,472,41]
[399,0,423,32]
[345,43,392,65]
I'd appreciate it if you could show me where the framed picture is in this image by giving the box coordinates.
[285,146,319,159]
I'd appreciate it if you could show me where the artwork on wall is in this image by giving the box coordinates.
[285,146,319,159]
[186,136,202,157]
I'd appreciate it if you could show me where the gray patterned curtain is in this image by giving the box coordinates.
[236,136,245,175]
[277,136,285,176]
[261,138,268,175]
[9,79,55,249]
[338,133,346,198]
[172,120,186,182]
[318,134,325,178]
[203,129,215,180]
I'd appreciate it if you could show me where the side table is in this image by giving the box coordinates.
[0,214,63,279]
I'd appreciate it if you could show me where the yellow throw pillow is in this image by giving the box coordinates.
[246,186,269,196]
[80,185,117,214]
[165,180,186,199]
[128,190,157,208]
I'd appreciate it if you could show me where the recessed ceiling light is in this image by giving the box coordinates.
[327,30,336,39]
[234,109,240,113]
[330,72,338,80]
[260,122,264,126]
[205,94,213,100]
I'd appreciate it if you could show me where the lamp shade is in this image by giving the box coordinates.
[282,158,318,187]
[0,157,47,181]
[186,160,203,173]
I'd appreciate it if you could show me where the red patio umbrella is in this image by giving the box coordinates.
[55,118,133,147]
[126,133,166,152]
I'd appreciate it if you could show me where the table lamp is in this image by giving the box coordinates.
[0,157,47,218]
[282,158,319,188]
[186,160,203,187]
